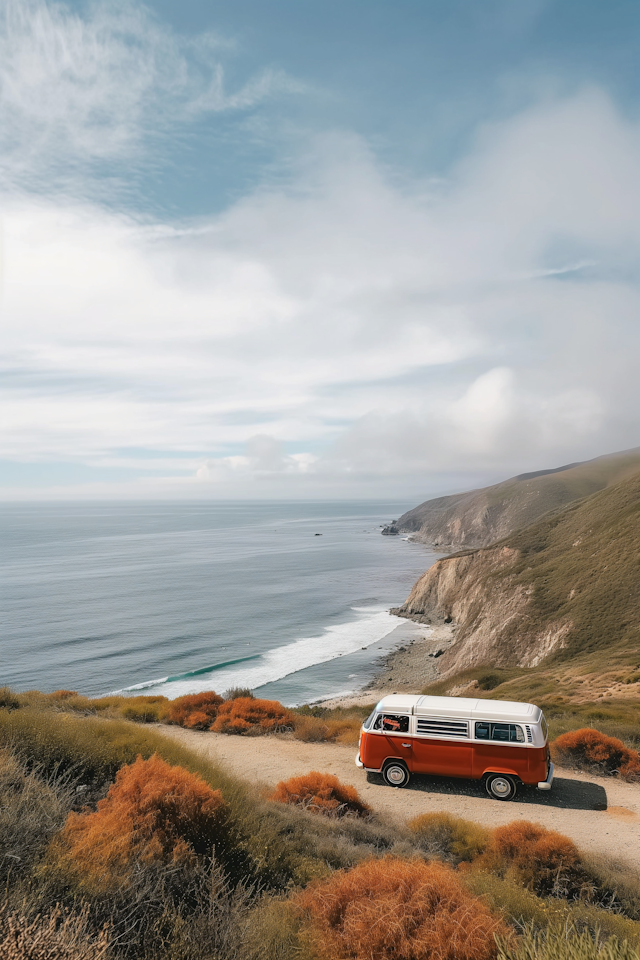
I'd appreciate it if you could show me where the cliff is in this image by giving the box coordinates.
[386,448,640,550]
[392,466,640,680]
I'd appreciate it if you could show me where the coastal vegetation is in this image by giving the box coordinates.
[295,857,509,960]
[0,687,366,746]
[551,729,640,782]
[2,696,640,960]
[270,771,371,817]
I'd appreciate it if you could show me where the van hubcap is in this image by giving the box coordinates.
[387,765,406,785]
[491,777,511,797]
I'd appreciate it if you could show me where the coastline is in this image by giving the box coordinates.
[316,618,456,709]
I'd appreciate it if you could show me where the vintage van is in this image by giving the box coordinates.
[355,694,553,800]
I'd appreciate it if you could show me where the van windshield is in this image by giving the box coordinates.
[362,710,376,730]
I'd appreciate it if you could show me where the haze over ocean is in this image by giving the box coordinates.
[0,501,437,705]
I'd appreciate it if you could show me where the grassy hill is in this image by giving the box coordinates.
[388,448,640,550]
[396,464,640,712]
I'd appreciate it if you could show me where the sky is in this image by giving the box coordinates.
[1,0,639,501]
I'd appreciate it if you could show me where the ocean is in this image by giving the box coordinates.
[0,501,438,705]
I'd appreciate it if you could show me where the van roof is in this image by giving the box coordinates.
[374,694,540,723]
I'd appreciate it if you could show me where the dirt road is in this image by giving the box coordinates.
[161,726,640,870]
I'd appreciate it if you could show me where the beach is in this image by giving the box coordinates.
[316,618,456,709]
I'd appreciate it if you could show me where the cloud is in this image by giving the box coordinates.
[2,87,640,497]
[0,0,298,194]
[195,435,317,483]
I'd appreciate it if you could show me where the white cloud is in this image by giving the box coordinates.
[2,88,640,497]
[0,0,298,193]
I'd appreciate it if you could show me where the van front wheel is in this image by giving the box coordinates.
[382,761,410,788]
[485,774,516,801]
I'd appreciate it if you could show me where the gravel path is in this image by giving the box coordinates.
[161,726,640,870]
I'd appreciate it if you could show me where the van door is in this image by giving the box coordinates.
[412,717,472,778]
[369,713,413,770]
[471,721,529,780]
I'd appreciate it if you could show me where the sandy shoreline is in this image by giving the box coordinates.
[315,618,456,709]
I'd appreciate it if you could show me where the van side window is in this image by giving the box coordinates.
[475,722,525,743]
[374,714,409,733]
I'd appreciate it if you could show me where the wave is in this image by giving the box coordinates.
[120,654,262,692]
[119,606,402,700]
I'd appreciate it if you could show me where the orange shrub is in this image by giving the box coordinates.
[211,697,293,735]
[482,821,581,896]
[270,772,371,818]
[54,754,227,892]
[296,857,507,960]
[166,691,223,729]
[551,728,640,782]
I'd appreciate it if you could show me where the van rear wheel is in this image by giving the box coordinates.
[382,761,410,788]
[485,774,516,801]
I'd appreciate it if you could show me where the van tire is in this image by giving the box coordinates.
[485,774,517,801]
[382,761,410,788]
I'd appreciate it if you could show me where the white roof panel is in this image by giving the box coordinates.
[415,695,478,718]
[472,700,539,722]
[374,694,420,713]
[374,693,541,723]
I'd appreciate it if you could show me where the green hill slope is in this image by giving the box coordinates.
[394,466,640,701]
[387,448,640,551]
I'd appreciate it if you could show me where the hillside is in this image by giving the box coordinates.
[392,466,640,699]
[384,448,640,550]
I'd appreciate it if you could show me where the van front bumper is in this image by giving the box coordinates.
[537,762,554,791]
[355,753,381,773]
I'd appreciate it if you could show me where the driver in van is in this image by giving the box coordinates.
[383,716,400,731]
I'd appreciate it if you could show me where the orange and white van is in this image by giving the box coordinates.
[355,694,553,800]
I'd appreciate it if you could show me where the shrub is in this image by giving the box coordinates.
[270,772,371,818]
[482,821,583,897]
[0,687,21,711]
[292,714,331,742]
[166,691,224,729]
[296,857,508,960]
[292,706,368,746]
[0,901,109,960]
[408,812,490,863]
[551,729,640,782]
[466,872,640,946]
[496,924,640,960]
[0,749,74,882]
[239,897,313,960]
[212,697,293,735]
[53,754,228,892]
[118,696,168,723]
[224,687,255,700]
[291,714,362,745]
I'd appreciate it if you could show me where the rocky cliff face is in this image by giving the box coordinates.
[392,545,572,677]
[392,462,640,680]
